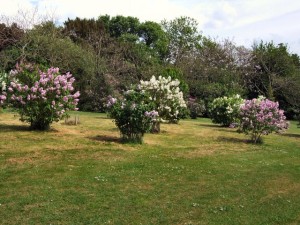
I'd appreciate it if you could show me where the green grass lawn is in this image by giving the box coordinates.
[0,111,299,225]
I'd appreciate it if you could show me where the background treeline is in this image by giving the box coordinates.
[1,15,300,118]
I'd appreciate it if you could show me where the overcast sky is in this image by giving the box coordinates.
[1,0,300,54]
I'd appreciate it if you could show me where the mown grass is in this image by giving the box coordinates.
[0,110,299,225]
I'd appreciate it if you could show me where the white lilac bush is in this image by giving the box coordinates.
[238,96,289,143]
[138,75,187,126]
[209,94,244,127]
[106,90,158,143]
[0,72,8,106]
[7,65,80,130]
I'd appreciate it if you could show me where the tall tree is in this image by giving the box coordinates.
[138,21,168,60]
[98,15,140,40]
[181,37,244,106]
[250,41,299,99]
[161,16,202,64]
[248,41,300,118]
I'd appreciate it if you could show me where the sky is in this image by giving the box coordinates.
[1,0,300,54]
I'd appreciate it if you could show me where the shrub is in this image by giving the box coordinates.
[209,94,244,126]
[0,72,8,106]
[138,75,187,125]
[7,65,80,130]
[238,96,289,143]
[106,90,157,143]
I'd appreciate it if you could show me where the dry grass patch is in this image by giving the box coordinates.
[263,176,300,200]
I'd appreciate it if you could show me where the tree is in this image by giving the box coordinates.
[64,17,111,111]
[0,23,24,51]
[138,21,168,60]
[248,41,300,118]
[64,16,165,111]
[251,42,298,98]
[180,37,245,115]
[99,15,140,39]
[161,16,202,64]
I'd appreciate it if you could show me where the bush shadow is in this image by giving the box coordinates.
[88,135,121,143]
[0,124,61,133]
[217,136,248,143]
[198,123,220,128]
[280,133,300,138]
[95,116,111,120]
[216,128,237,133]
[0,124,30,132]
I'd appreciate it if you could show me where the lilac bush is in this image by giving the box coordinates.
[239,96,289,143]
[106,91,158,143]
[0,72,8,107]
[139,76,187,123]
[138,75,187,133]
[209,94,244,127]
[7,66,80,130]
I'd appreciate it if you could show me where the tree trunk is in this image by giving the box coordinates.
[151,121,161,133]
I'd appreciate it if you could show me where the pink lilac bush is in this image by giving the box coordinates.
[8,66,80,130]
[239,97,289,143]
[0,94,6,105]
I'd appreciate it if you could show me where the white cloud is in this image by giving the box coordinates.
[0,0,33,15]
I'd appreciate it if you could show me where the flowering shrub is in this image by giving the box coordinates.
[139,75,187,125]
[209,94,244,126]
[0,72,8,106]
[106,90,158,143]
[7,65,80,130]
[238,96,289,143]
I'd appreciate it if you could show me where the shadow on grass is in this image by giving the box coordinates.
[88,135,121,143]
[0,124,30,132]
[216,128,237,133]
[198,123,220,128]
[0,124,61,133]
[95,116,111,120]
[217,136,248,143]
[280,133,300,138]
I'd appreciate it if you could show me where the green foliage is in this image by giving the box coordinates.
[107,90,157,143]
[1,15,300,117]
[161,66,189,95]
[180,38,245,116]
[108,16,140,38]
[138,21,169,59]
[249,41,300,118]
[209,94,244,127]
[161,16,202,64]
[64,17,105,42]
